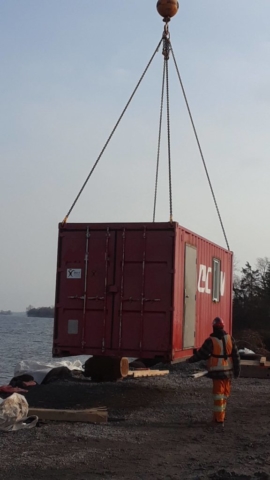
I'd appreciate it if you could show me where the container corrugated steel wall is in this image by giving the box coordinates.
[53,222,233,361]
[171,225,233,361]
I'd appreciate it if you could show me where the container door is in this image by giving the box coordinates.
[55,228,116,353]
[183,244,197,349]
[55,224,174,357]
[111,228,173,354]
[83,229,116,351]
[54,228,90,351]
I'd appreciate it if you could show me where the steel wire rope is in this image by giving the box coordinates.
[62,38,163,225]
[153,59,166,222]
[170,43,230,251]
[164,48,173,223]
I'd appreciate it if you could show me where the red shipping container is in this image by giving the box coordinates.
[53,222,233,362]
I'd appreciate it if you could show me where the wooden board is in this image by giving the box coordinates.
[240,360,262,366]
[241,359,270,367]
[28,407,108,423]
[240,365,270,379]
[191,371,208,379]
[128,370,169,378]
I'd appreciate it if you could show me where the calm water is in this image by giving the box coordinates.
[0,314,55,384]
[0,314,134,385]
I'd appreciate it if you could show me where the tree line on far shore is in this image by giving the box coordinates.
[233,257,270,343]
[26,306,54,318]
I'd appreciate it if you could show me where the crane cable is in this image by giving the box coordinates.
[61,22,230,252]
[62,37,163,225]
[153,59,166,223]
[152,23,230,250]
[169,42,230,251]
[164,32,173,224]
[153,24,174,224]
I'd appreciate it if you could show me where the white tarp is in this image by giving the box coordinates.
[239,348,255,355]
[14,359,84,384]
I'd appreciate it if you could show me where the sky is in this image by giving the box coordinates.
[0,0,269,311]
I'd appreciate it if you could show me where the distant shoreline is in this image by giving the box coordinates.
[27,307,54,318]
[0,313,53,319]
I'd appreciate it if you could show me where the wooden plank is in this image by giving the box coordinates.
[128,368,153,375]
[240,360,261,366]
[191,371,208,379]
[240,359,270,367]
[28,407,108,423]
[128,370,169,378]
[240,366,270,379]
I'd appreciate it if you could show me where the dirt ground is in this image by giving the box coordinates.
[1,363,270,480]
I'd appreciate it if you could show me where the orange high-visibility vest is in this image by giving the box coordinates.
[207,335,233,372]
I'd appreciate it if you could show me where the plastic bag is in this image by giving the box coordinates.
[0,393,28,430]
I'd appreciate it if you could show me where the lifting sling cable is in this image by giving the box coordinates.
[61,20,230,252]
[164,33,173,224]
[153,26,174,224]
[169,42,230,251]
[153,59,166,223]
[62,38,163,225]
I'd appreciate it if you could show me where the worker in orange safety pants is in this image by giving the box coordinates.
[186,317,241,427]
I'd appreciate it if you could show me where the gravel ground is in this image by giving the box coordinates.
[1,363,270,480]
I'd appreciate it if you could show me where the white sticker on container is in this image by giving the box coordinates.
[67,268,82,279]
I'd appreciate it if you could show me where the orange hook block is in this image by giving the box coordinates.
[156,0,179,20]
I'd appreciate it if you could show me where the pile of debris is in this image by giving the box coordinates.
[234,329,270,357]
